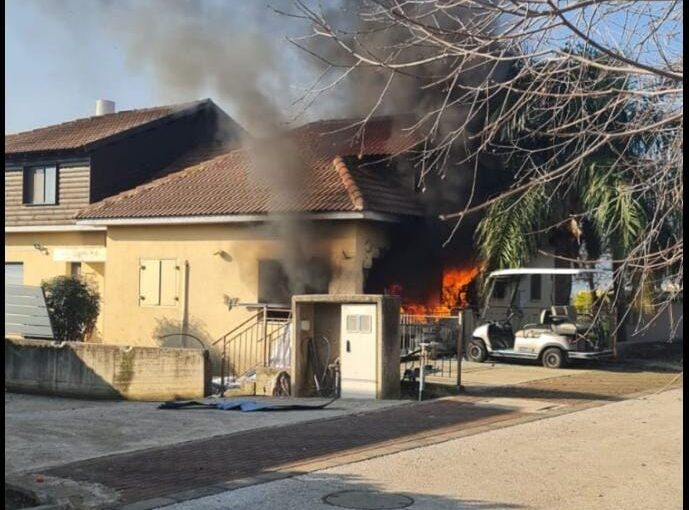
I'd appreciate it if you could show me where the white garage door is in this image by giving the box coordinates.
[5,263,24,285]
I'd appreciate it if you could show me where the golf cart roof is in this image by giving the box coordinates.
[488,268,608,278]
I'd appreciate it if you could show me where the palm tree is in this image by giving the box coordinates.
[474,48,668,339]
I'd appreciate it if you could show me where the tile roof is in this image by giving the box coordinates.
[77,116,427,220]
[288,114,421,157]
[5,100,209,155]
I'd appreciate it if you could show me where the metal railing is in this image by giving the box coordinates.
[400,313,464,386]
[400,314,462,357]
[212,305,291,395]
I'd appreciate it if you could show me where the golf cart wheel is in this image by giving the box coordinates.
[467,339,488,363]
[541,347,566,369]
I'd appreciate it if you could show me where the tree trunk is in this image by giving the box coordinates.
[612,261,628,344]
[551,227,579,305]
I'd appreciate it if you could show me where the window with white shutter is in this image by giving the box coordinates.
[159,259,179,306]
[139,259,161,306]
[138,259,179,307]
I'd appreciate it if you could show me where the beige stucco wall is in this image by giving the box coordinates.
[102,220,391,350]
[4,231,107,340]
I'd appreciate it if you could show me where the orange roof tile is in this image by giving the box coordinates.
[77,116,426,220]
[5,100,210,155]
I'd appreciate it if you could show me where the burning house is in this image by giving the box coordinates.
[6,98,538,371]
[68,107,508,349]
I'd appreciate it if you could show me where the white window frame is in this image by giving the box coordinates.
[24,165,58,205]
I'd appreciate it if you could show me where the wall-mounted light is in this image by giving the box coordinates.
[33,243,49,255]
[213,250,233,262]
[223,294,239,310]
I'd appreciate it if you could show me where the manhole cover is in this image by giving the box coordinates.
[323,490,414,509]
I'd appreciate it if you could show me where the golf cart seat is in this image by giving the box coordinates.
[549,306,590,335]
[520,309,555,333]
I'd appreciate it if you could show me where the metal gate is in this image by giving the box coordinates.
[400,313,464,384]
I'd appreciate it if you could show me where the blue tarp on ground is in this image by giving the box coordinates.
[158,397,338,412]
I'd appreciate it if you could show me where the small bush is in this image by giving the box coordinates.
[42,275,100,341]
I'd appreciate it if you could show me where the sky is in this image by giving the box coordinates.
[4,0,313,135]
[6,1,681,135]
[5,1,155,133]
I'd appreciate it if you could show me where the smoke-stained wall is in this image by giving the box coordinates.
[100,220,388,347]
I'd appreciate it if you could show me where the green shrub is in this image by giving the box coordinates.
[41,275,100,341]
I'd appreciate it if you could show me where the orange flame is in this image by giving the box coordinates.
[389,265,480,316]
[441,266,480,308]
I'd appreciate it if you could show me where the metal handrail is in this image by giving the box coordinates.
[240,317,292,376]
[211,310,264,347]
[214,305,292,396]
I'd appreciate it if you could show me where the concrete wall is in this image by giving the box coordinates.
[5,338,209,400]
[292,302,315,397]
[4,218,394,375]
[624,301,684,343]
[4,231,107,341]
[102,221,389,351]
[291,294,400,399]
[380,295,401,398]
[351,221,390,294]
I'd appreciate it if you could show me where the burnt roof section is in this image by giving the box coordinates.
[288,114,420,157]
[5,99,216,156]
[77,115,426,220]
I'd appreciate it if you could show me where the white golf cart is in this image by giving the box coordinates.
[467,268,615,368]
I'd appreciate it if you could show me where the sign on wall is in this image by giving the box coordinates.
[53,247,106,262]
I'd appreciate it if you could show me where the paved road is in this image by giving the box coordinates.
[167,388,683,510]
[6,365,680,509]
[44,399,523,506]
[4,394,404,473]
[3,361,590,474]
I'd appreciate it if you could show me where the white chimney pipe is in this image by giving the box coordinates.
[95,99,116,116]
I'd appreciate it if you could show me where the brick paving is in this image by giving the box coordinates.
[40,368,682,508]
[44,400,520,506]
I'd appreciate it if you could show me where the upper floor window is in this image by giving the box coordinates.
[23,166,57,205]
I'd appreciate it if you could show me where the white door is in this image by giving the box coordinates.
[340,304,377,399]
[5,263,23,285]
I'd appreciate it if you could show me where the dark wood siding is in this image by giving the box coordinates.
[5,164,90,226]
[89,106,239,202]
[5,102,243,227]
